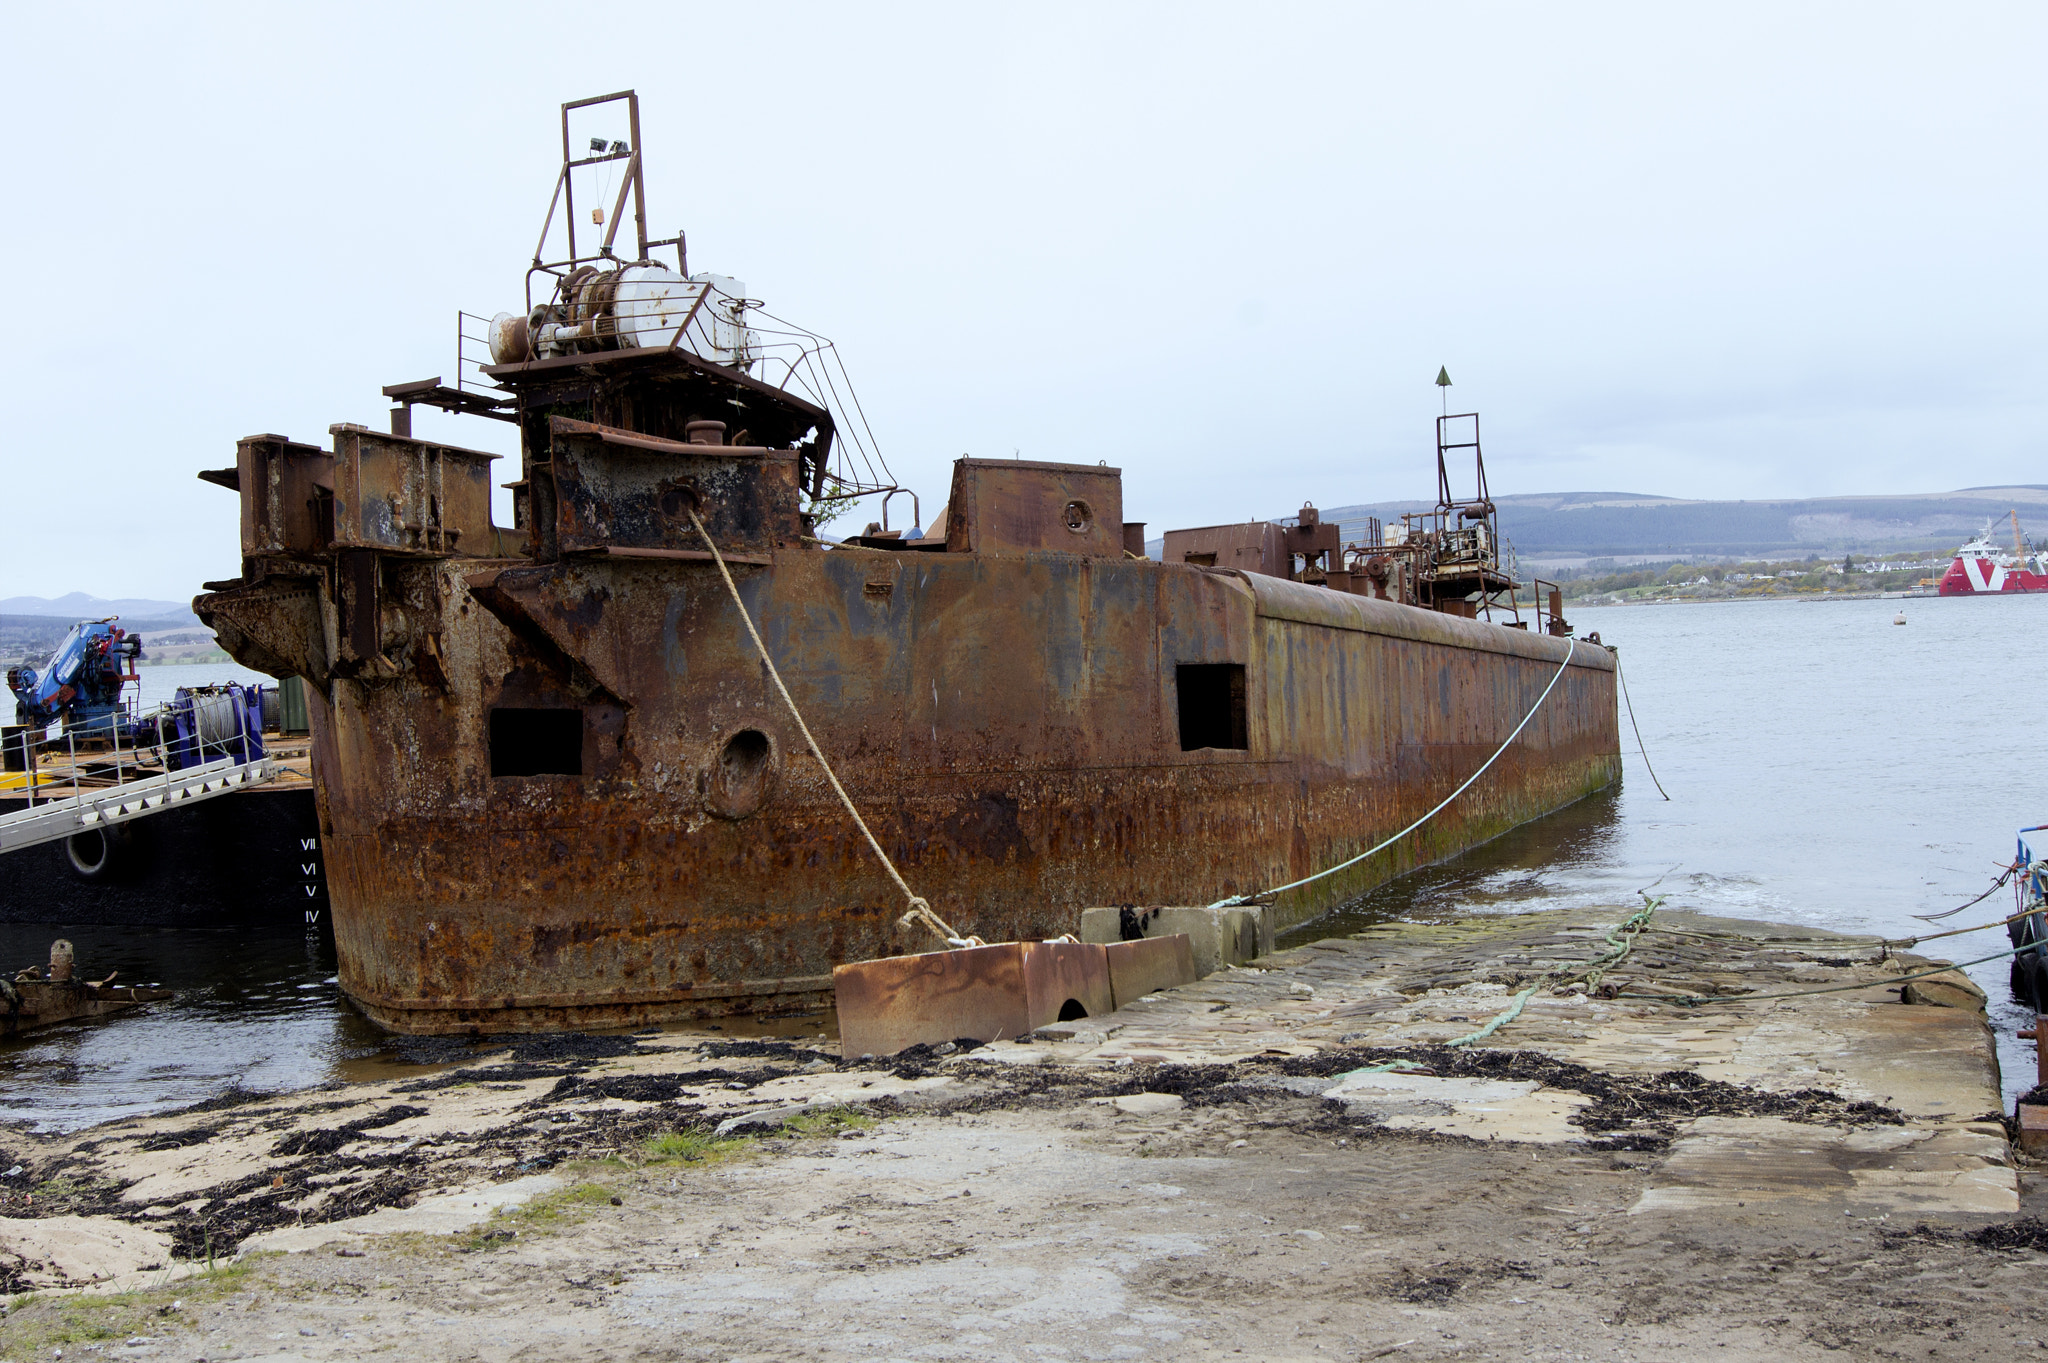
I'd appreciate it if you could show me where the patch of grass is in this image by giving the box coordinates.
[453,1182,620,1253]
[640,1130,753,1166]
[0,1260,261,1349]
[781,1106,877,1137]
[509,1182,617,1222]
[24,1174,115,1211]
[357,1230,445,1260]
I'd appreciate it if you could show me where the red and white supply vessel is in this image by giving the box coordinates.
[1937,511,2048,595]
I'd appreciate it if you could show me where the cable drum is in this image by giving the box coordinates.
[186,690,243,749]
[165,684,266,771]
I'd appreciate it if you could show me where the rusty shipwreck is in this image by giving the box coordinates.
[194,92,1620,1034]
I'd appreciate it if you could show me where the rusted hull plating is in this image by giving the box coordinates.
[208,544,1617,1034]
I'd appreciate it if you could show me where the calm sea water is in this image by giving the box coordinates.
[130,661,271,710]
[3,602,2041,1131]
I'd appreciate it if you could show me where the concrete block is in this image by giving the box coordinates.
[1035,1018,1123,1042]
[1080,905,1272,978]
[1103,934,1199,1008]
[1900,971,1986,1012]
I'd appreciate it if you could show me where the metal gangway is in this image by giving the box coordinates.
[0,694,280,856]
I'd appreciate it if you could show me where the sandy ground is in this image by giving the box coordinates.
[1,907,2043,1361]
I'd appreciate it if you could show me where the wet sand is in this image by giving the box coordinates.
[2,907,2044,1360]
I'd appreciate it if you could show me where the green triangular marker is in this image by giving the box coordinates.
[1435,367,1452,387]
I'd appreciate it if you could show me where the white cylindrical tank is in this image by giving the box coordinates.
[514,266,759,366]
[610,265,695,350]
[612,267,755,368]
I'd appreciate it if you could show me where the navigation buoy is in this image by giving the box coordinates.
[1893,612,1907,625]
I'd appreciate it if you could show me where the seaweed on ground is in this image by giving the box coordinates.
[1277,1045,1905,1145]
[1886,1217,2048,1253]
[389,1035,503,1067]
[496,1032,648,1063]
[918,1044,1904,1151]
[272,1104,428,1157]
[542,1070,750,1104]
[394,1062,588,1094]
[700,1038,839,1063]
[136,1124,224,1152]
[160,1084,279,1118]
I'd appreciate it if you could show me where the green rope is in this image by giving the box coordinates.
[1574,899,1660,995]
[1335,897,1663,1078]
[1439,987,1538,1048]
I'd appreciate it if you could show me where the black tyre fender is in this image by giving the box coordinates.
[64,824,136,881]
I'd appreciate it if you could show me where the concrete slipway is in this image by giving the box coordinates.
[0,906,2041,1362]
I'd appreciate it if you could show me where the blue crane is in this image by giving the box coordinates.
[7,619,144,739]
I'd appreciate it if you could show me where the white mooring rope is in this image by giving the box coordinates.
[688,510,976,950]
[1210,641,1579,909]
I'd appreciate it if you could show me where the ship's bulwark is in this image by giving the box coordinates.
[212,542,1617,1034]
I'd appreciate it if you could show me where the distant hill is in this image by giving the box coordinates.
[0,596,214,670]
[0,614,219,668]
[0,593,199,624]
[1299,486,2048,564]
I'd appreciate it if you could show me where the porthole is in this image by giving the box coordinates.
[707,728,779,820]
[1063,500,1092,534]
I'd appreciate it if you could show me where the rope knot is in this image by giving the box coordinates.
[896,897,979,949]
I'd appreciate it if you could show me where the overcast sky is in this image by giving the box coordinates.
[5,2,2044,600]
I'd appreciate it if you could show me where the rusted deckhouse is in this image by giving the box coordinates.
[195,93,1620,1034]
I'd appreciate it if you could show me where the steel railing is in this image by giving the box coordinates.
[0,692,279,856]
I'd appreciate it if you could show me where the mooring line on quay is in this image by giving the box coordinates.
[1339,897,1666,1077]
[1615,943,2030,1008]
[1649,901,2038,954]
[1913,859,2022,921]
[1886,902,2042,950]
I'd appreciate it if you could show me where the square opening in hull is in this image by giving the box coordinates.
[1176,663,1247,751]
[489,708,584,777]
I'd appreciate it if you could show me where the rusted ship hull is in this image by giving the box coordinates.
[207,527,1614,1034]
[191,89,1618,1034]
